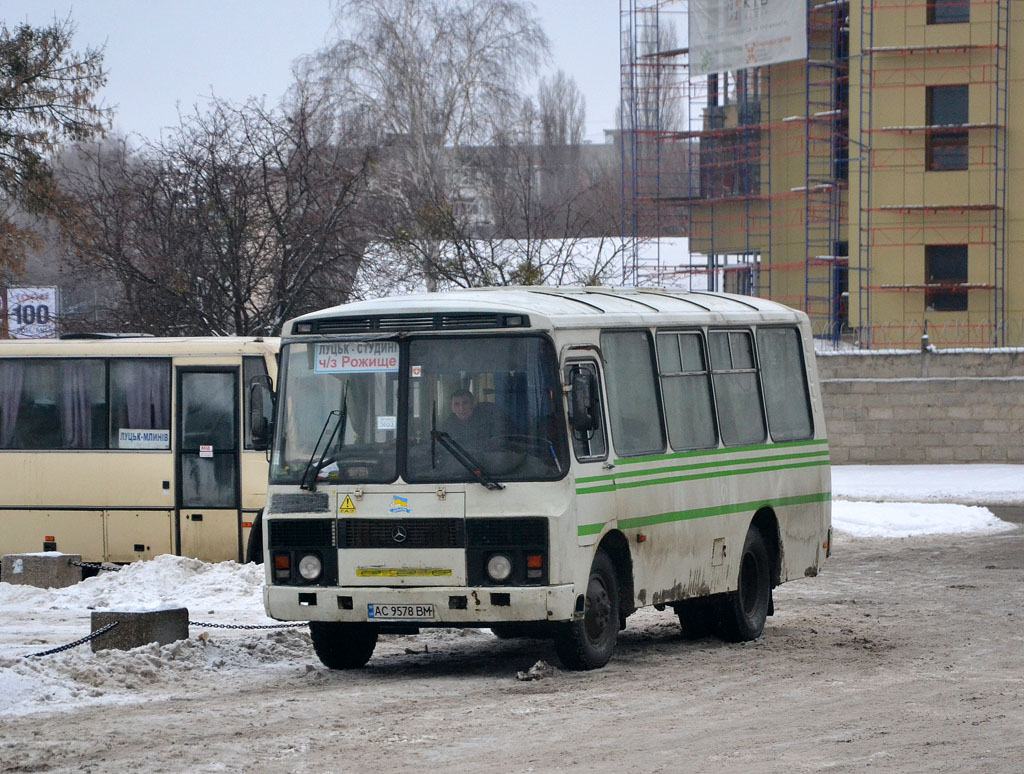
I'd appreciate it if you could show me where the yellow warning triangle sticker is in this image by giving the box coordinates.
[340,495,357,514]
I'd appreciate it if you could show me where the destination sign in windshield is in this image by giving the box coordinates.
[314,341,399,373]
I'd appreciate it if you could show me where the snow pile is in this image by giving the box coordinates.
[0,555,300,716]
[833,464,1024,506]
[830,463,1021,537]
[0,629,311,717]
[831,501,1014,538]
[1,554,270,618]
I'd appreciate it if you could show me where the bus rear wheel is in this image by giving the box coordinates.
[309,622,378,669]
[554,549,619,670]
[719,527,771,642]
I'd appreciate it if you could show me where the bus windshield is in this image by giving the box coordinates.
[270,335,567,485]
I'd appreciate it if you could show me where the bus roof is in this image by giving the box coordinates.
[287,287,807,335]
[0,336,280,357]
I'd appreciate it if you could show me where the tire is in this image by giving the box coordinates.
[675,598,718,641]
[719,526,771,642]
[245,509,264,564]
[554,549,620,670]
[309,622,378,669]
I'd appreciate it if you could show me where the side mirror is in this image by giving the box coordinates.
[248,377,275,451]
[569,370,599,433]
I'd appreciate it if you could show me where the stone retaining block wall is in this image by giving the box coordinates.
[816,350,1024,464]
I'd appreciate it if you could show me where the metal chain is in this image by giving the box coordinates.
[24,622,120,658]
[68,560,121,572]
[188,621,308,630]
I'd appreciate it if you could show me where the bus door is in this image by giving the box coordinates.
[564,357,616,547]
[176,368,241,562]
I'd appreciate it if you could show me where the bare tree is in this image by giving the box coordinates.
[301,0,549,290]
[0,16,109,277]
[54,93,371,335]
[538,70,586,147]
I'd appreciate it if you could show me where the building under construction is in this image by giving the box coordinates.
[620,0,1018,347]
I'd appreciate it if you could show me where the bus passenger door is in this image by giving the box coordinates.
[564,359,616,547]
[176,368,241,562]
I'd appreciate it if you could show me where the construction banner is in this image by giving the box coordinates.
[690,0,808,76]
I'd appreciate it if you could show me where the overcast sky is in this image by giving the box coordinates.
[3,0,622,145]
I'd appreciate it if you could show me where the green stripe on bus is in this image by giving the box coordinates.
[575,449,830,486]
[577,491,832,536]
[612,438,829,468]
[576,458,831,496]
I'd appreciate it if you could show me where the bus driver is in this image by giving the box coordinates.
[443,388,504,445]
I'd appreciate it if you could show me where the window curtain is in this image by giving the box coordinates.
[60,361,94,449]
[125,361,169,429]
[0,362,25,448]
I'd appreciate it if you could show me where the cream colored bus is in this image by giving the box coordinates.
[251,288,831,670]
[0,336,278,565]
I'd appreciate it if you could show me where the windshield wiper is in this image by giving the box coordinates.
[300,385,349,491]
[429,429,505,491]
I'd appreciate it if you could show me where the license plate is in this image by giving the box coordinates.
[367,603,435,621]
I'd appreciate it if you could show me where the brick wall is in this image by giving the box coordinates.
[816,350,1024,464]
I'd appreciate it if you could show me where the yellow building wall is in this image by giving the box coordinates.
[683,0,1021,346]
[848,0,1022,347]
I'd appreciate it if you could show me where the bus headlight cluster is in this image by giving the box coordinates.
[298,553,323,581]
[486,553,513,582]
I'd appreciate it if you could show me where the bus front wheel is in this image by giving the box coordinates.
[719,527,771,642]
[309,622,378,669]
[245,510,264,564]
[554,549,620,670]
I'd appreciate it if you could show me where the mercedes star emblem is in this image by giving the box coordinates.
[392,525,408,543]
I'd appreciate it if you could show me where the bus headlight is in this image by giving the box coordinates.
[298,553,323,581]
[486,553,513,583]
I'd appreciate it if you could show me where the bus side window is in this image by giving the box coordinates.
[2,359,106,450]
[600,330,666,457]
[756,327,814,441]
[564,362,607,462]
[108,359,171,449]
[708,330,766,446]
[656,332,718,450]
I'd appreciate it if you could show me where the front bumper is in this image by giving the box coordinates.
[264,583,579,625]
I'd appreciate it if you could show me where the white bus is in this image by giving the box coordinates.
[0,336,278,566]
[252,288,831,670]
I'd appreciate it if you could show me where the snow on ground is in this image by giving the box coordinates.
[831,500,1013,538]
[830,463,1023,538]
[0,465,1020,717]
[832,464,1024,505]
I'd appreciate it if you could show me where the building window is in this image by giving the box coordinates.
[925,245,968,312]
[926,85,969,170]
[928,0,969,25]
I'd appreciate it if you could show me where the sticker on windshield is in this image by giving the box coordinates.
[377,415,397,431]
[314,341,399,373]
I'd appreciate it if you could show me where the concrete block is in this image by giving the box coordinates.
[90,608,189,652]
[1,553,82,588]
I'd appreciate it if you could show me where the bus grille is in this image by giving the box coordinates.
[466,518,548,548]
[269,519,335,548]
[338,518,466,549]
[312,313,529,334]
[270,493,330,513]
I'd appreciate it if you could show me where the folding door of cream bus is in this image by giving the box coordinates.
[175,366,242,562]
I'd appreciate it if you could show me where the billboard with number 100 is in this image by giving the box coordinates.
[6,287,58,339]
